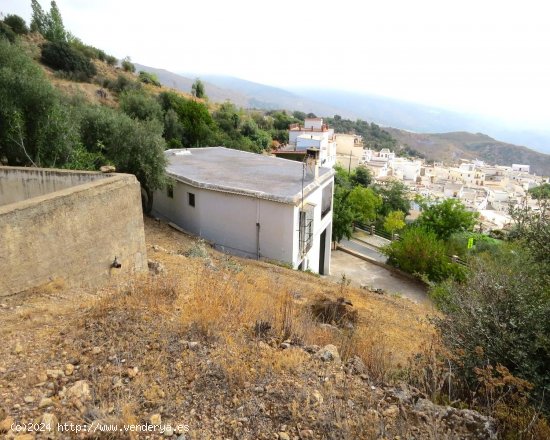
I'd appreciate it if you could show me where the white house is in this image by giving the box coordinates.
[152,147,334,274]
[288,118,336,168]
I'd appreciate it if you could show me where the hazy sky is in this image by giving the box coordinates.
[3,0,550,129]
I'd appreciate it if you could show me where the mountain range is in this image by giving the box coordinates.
[135,63,550,175]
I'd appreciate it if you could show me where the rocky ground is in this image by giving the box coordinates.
[0,218,496,439]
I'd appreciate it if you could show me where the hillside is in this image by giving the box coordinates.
[386,128,550,176]
[0,217,498,439]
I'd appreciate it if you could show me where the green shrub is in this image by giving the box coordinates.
[0,22,16,43]
[138,70,161,87]
[382,227,466,282]
[3,14,28,35]
[105,74,142,94]
[41,41,96,81]
[121,56,135,73]
[431,244,550,411]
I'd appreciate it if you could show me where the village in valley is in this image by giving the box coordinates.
[1,2,550,439]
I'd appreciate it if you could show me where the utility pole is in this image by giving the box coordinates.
[348,150,352,174]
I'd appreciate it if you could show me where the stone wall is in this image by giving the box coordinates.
[0,167,110,206]
[0,168,147,296]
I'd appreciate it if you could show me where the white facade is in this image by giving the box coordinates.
[512,164,530,173]
[152,148,334,274]
[288,118,336,168]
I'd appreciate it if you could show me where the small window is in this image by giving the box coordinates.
[188,192,195,207]
[167,184,174,198]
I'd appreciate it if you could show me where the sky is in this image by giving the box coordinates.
[3,0,550,129]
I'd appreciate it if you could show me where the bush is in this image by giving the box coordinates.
[0,22,16,43]
[431,244,550,412]
[138,70,161,87]
[41,41,96,81]
[105,74,141,94]
[121,56,135,73]
[119,90,163,122]
[3,14,28,35]
[382,227,467,282]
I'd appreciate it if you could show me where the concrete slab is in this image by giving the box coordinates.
[329,250,429,305]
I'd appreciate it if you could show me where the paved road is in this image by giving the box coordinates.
[329,250,429,304]
[340,238,387,263]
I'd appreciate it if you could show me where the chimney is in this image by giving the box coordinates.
[305,148,320,180]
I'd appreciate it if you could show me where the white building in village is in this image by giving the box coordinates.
[152,147,334,274]
[288,118,336,168]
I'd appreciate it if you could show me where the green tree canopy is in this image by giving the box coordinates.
[3,14,29,35]
[347,186,382,224]
[350,166,372,187]
[383,210,406,235]
[415,198,478,240]
[373,181,411,217]
[119,90,163,122]
[191,78,206,99]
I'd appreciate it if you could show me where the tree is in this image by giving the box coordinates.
[44,1,67,42]
[528,183,550,200]
[3,14,29,35]
[191,78,205,99]
[119,90,163,122]
[332,187,355,243]
[373,181,411,217]
[0,39,79,167]
[415,198,478,240]
[30,0,47,33]
[347,186,381,224]
[77,104,167,212]
[350,166,372,187]
[383,210,406,235]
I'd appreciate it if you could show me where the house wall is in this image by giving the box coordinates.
[291,177,333,274]
[335,134,363,157]
[0,171,147,296]
[153,182,295,262]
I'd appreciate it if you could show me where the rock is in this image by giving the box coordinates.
[64,364,74,376]
[0,416,14,433]
[316,344,340,363]
[91,346,102,355]
[150,413,162,425]
[382,405,399,418]
[346,356,366,375]
[148,259,166,275]
[278,433,290,440]
[187,341,200,351]
[127,366,139,378]
[303,344,320,354]
[46,369,64,379]
[299,430,314,438]
[39,398,53,409]
[13,342,23,355]
[280,342,291,349]
[0,303,7,308]
[24,396,35,404]
[144,384,165,402]
[100,165,116,173]
[66,380,91,402]
[41,413,58,433]
[14,434,34,440]
[164,426,174,436]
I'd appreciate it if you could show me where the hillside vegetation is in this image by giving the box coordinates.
[386,128,550,176]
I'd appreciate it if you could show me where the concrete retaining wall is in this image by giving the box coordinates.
[0,167,147,296]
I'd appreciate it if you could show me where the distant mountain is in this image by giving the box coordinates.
[135,65,351,117]
[386,128,550,176]
[292,88,550,155]
[134,64,550,170]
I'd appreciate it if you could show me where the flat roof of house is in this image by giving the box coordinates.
[164,147,334,205]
